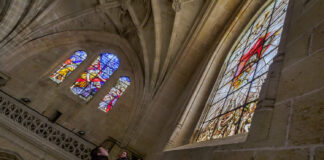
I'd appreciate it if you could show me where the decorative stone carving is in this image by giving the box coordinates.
[172,0,181,12]
[139,0,152,27]
[0,72,9,87]
[0,91,95,160]
[172,0,196,12]
[0,148,23,160]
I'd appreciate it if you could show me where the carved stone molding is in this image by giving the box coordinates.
[0,148,23,160]
[0,72,9,87]
[172,0,195,12]
[0,90,95,160]
[172,0,181,12]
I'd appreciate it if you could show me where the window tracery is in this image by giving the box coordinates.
[50,50,87,84]
[196,0,289,142]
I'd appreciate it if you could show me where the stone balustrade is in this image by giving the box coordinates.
[0,90,96,160]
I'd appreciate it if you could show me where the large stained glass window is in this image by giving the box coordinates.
[71,53,120,101]
[98,76,130,113]
[196,0,289,142]
[50,50,87,84]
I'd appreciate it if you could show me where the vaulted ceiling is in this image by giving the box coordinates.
[0,0,206,93]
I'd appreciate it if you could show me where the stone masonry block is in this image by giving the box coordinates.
[277,49,324,102]
[287,0,324,42]
[311,20,324,53]
[163,149,214,160]
[212,151,254,160]
[315,147,324,160]
[255,149,309,160]
[246,110,273,143]
[267,101,291,146]
[284,34,310,68]
[288,87,324,145]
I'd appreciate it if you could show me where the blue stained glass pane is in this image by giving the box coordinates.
[70,55,83,65]
[120,76,131,83]
[101,67,114,79]
[101,53,120,69]
[100,54,111,65]
[75,50,87,60]
[108,61,119,70]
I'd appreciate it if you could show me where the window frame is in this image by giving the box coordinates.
[164,0,295,151]
[194,0,289,143]
[51,47,129,106]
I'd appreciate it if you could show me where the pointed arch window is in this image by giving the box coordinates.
[71,53,120,101]
[50,50,87,84]
[98,76,130,113]
[196,0,289,142]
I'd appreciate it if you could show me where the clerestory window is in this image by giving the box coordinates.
[50,51,130,112]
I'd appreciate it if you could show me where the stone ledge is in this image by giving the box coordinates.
[164,133,247,152]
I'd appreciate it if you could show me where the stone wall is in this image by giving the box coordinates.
[0,129,60,160]
[159,0,324,159]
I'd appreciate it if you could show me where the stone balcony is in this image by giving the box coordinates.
[0,90,96,160]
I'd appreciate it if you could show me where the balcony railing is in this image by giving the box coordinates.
[0,90,96,160]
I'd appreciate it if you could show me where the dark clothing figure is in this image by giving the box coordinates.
[116,151,129,160]
[91,147,109,160]
[93,156,109,160]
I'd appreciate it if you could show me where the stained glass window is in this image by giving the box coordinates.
[71,53,120,101]
[98,76,130,112]
[196,0,289,142]
[50,50,87,84]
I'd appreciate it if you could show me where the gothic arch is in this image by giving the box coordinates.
[0,31,145,146]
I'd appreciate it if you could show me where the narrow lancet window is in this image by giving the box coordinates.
[50,50,87,84]
[71,53,119,101]
[98,76,130,113]
[196,0,289,142]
